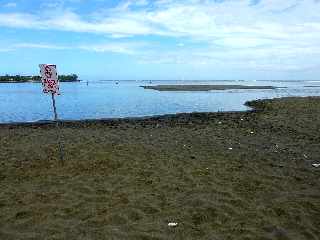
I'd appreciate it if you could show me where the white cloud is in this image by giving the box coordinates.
[0,41,144,55]
[14,43,68,50]
[1,0,319,42]
[0,42,68,52]
[0,11,160,35]
[0,0,320,71]
[79,42,145,54]
[0,47,12,52]
[3,2,17,8]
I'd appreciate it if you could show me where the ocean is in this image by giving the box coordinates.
[0,80,320,123]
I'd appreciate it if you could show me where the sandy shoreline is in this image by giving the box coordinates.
[0,109,252,127]
[0,97,319,239]
[141,84,280,91]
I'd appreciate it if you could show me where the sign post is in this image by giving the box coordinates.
[39,64,64,163]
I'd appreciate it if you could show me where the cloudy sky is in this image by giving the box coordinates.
[0,0,319,80]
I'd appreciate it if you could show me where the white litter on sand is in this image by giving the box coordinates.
[228,147,233,150]
[168,222,178,227]
[312,164,320,168]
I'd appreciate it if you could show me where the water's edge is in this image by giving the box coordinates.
[0,96,287,126]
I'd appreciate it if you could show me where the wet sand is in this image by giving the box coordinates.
[141,85,279,91]
[0,97,319,239]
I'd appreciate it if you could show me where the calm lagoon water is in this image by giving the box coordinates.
[0,80,320,123]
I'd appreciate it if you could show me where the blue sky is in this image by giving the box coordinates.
[0,0,320,80]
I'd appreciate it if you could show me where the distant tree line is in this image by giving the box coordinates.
[0,74,79,83]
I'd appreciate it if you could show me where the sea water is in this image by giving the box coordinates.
[0,80,319,123]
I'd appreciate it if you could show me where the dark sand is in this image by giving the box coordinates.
[0,97,319,239]
[141,85,279,91]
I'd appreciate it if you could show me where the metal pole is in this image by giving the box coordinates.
[51,93,64,164]
[51,93,58,121]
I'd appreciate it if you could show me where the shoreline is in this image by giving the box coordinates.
[141,84,283,91]
[0,97,261,127]
[0,96,317,127]
[0,109,253,127]
[1,96,318,127]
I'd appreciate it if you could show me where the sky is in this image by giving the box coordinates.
[0,0,320,80]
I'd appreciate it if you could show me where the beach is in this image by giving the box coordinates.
[0,96,319,239]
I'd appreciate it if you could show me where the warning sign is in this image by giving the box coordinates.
[39,64,60,95]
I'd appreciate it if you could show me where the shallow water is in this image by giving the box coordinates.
[0,80,320,123]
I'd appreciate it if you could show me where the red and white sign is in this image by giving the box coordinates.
[39,64,60,95]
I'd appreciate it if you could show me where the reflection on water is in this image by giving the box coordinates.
[0,80,320,123]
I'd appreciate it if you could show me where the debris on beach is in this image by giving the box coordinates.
[228,147,233,150]
[218,121,222,124]
[168,222,178,227]
[312,164,320,168]
[240,118,244,121]
[250,131,254,134]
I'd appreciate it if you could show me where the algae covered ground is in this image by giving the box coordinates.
[0,97,319,240]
